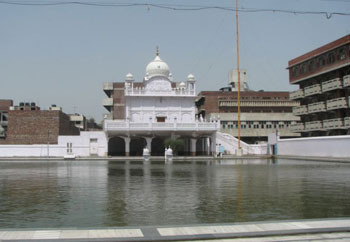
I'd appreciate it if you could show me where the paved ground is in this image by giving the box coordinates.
[1,218,350,241]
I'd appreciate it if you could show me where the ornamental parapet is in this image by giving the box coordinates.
[104,120,220,132]
[124,87,196,97]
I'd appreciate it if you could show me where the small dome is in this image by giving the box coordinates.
[125,73,134,82]
[187,74,195,82]
[145,50,170,78]
[179,81,186,88]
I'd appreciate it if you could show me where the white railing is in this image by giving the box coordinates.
[291,123,305,132]
[125,87,196,96]
[322,78,342,92]
[103,82,113,90]
[344,117,350,128]
[305,121,322,131]
[289,89,304,100]
[326,97,347,110]
[103,98,113,106]
[104,120,220,132]
[293,105,308,115]
[343,75,350,87]
[308,101,326,113]
[323,118,343,129]
[304,84,321,97]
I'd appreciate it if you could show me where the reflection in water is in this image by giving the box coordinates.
[0,159,350,228]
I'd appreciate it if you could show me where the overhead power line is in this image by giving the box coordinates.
[0,1,349,19]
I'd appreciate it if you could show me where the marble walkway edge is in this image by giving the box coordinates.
[0,218,350,241]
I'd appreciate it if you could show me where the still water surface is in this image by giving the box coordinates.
[0,159,350,228]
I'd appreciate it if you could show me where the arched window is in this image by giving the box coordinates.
[338,47,346,61]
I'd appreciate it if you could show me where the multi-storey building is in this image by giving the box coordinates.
[0,99,13,139]
[69,113,87,131]
[103,50,219,156]
[288,35,350,136]
[1,103,79,145]
[196,90,300,144]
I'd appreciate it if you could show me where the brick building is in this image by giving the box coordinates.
[288,35,350,136]
[1,103,79,145]
[0,99,13,139]
[196,90,300,144]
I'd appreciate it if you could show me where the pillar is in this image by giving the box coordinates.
[145,137,153,153]
[211,133,217,157]
[190,138,197,156]
[123,137,131,157]
[206,137,210,156]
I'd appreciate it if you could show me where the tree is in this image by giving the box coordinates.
[164,138,184,155]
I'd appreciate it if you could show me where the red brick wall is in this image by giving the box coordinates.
[0,100,13,111]
[4,110,79,144]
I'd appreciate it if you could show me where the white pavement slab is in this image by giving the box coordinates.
[0,219,349,241]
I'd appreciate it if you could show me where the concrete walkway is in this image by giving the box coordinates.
[1,218,350,241]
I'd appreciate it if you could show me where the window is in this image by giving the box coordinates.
[90,138,98,143]
[338,48,346,61]
[66,143,73,153]
[308,60,315,72]
[157,117,166,122]
[328,52,335,64]
[318,56,326,67]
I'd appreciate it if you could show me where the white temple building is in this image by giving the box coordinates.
[103,49,220,156]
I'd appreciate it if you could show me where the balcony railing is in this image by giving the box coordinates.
[289,89,304,100]
[304,84,321,97]
[103,98,113,106]
[308,101,326,113]
[323,118,343,130]
[305,121,322,131]
[290,123,304,132]
[322,78,342,92]
[125,87,195,96]
[104,120,220,132]
[344,117,350,128]
[326,97,347,111]
[343,75,350,88]
[292,105,308,115]
[103,82,113,91]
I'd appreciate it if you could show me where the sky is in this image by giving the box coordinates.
[1,0,350,122]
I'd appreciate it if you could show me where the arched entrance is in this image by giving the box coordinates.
[151,137,165,156]
[196,137,205,156]
[108,137,125,156]
[130,137,146,156]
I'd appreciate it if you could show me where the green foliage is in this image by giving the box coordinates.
[164,138,184,155]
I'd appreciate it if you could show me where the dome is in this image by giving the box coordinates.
[145,52,170,78]
[187,74,195,82]
[179,81,186,88]
[125,73,134,82]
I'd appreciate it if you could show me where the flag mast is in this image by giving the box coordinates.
[235,0,242,153]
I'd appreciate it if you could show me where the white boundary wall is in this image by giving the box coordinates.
[277,135,350,158]
[0,131,107,157]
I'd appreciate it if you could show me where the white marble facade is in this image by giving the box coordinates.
[104,49,219,156]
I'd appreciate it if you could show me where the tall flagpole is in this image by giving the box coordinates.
[235,0,241,152]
